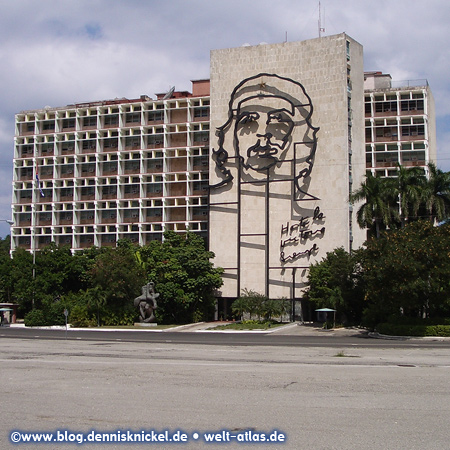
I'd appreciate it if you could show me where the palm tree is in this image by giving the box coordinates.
[350,173,398,238]
[420,163,450,223]
[352,165,450,237]
[395,164,425,226]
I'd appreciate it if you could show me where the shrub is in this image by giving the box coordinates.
[24,309,46,327]
[232,289,288,321]
[376,322,450,337]
[69,304,97,328]
[101,310,135,326]
[386,316,450,326]
[46,301,66,326]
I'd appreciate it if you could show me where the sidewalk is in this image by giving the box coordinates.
[8,321,368,336]
[165,321,369,336]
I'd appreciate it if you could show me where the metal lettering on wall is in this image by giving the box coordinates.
[280,206,325,262]
[211,73,324,293]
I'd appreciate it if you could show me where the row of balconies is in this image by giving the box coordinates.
[15,206,208,226]
[366,160,426,169]
[14,182,209,204]
[14,195,206,213]
[366,125,426,143]
[13,223,207,249]
[17,109,210,136]
[16,135,210,158]
[365,107,425,118]
[15,154,209,181]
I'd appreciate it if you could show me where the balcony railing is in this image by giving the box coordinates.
[391,79,428,89]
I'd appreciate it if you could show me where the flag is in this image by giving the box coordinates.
[35,162,45,197]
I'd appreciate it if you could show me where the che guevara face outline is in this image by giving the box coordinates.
[234,95,296,172]
[211,73,319,196]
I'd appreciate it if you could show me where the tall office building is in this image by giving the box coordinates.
[10,34,437,311]
[209,33,366,306]
[364,72,436,176]
[12,80,210,252]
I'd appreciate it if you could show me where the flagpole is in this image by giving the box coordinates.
[32,159,37,309]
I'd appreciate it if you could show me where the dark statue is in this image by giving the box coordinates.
[134,282,159,323]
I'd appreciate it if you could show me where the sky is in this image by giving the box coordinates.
[1,0,450,238]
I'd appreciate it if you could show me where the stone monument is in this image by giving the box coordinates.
[134,282,159,325]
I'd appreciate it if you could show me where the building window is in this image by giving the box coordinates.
[400,100,424,113]
[104,115,119,127]
[148,135,163,147]
[126,113,141,124]
[401,125,425,137]
[194,107,209,119]
[42,121,55,131]
[104,138,118,149]
[375,101,397,114]
[83,117,97,127]
[148,111,164,122]
[82,140,96,150]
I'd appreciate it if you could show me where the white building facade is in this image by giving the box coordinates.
[209,34,367,305]
[364,72,436,176]
[12,81,211,252]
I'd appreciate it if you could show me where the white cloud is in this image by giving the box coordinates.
[1,0,450,237]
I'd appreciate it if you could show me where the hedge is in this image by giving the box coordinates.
[377,323,450,337]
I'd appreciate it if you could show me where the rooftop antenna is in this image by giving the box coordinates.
[318,1,325,37]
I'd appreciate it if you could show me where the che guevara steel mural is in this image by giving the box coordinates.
[211,73,319,196]
[210,73,325,295]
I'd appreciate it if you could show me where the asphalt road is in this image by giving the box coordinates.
[2,325,450,349]
[1,332,450,450]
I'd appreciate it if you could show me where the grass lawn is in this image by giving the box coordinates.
[208,321,287,331]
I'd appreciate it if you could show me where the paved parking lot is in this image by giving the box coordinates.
[2,337,450,449]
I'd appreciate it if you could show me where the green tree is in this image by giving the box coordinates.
[231,296,248,321]
[395,164,425,226]
[232,289,288,321]
[9,248,34,316]
[350,173,398,238]
[0,236,13,303]
[306,247,365,325]
[33,243,81,305]
[420,162,450,223]
[146,231,223,324]
[259,299,286,321]
[362,220,450,327]
[0,235,10,254]
[9,242,98,324]
[88,242,145,325]
[352,165,450,237]
[235,289,267,320]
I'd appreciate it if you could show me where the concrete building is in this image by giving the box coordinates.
[12,80,211,251]
[364,72,436,176]
[10,33,436,316]
[209,33,366,311]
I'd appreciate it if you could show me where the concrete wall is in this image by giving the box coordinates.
[209,34,365,300]
[426,86,437,165]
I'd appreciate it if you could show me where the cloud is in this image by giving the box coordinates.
[1,0,450,237]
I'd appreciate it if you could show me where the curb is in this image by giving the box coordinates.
[369,331,450,341]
